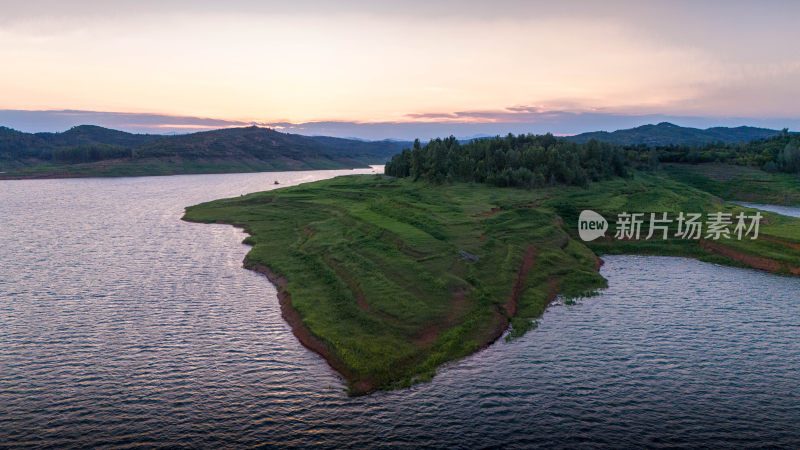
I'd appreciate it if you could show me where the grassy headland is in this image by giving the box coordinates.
[184,175,607,394]
[184,171,800,394]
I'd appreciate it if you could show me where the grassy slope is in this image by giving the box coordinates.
[549,173,800,273]
[184,175,606,394]
[662,163,800,206]
[183,172,800,394]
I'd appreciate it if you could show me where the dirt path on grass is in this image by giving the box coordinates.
[327,258,371,311]
[502,245,538,317]
[478,245,547,347]
[414,287,469,347]
[761,235,800,251]
[473,207,503,218]
[417,245,542,349]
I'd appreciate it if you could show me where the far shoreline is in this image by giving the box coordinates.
[0,162,381,181]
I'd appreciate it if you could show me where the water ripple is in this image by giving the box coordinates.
[1,172,800,447]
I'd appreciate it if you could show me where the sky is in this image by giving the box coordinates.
[2,0,800,139]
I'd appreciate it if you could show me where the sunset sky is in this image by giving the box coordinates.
[2,0,800,138]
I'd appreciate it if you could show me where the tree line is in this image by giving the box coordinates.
[627,129,800,173]
[385,133,628,188]
[385,130,800,188]
[51,145,135,163]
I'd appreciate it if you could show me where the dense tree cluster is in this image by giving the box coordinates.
[385,134,628,187]
[386,130,800,188]
[630,129,800,173]
[51,145,134,163]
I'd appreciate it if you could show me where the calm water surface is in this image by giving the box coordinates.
[2,171,799,448]
[734,201,800,218]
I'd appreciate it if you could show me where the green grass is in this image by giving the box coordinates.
[546,172,800,270]
[183,172,800,394]
[662,163,800,205]
[184,175,606,394]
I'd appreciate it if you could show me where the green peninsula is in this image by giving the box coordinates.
[184,171,800,394]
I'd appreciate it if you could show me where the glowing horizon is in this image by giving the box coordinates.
[2,0,800,133]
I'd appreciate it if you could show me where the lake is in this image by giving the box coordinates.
[2,170,799,448]
[734,201,800,218]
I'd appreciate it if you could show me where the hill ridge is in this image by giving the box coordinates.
[565,122,784,145]
[0,125,409,178]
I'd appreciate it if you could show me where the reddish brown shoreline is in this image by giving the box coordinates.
[246,260,377,395]
[700,239,800,275]
[185,210,798,396]
[181,218,382,395]
[193,218,578,395]
[244,244,562,395]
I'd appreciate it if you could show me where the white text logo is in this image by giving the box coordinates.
[578,210,608,241]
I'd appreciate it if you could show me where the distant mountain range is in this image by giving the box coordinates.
[565,122,784,146]
[0,122,790,179]
[0,125,409,178]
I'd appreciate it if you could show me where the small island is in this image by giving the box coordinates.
[183,133,800,395]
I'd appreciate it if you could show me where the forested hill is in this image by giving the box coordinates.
[566,122,783,146]
[385,129,800,188]
[0,125,409,178]
[0,125,161,157]
[133,126,407,162]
